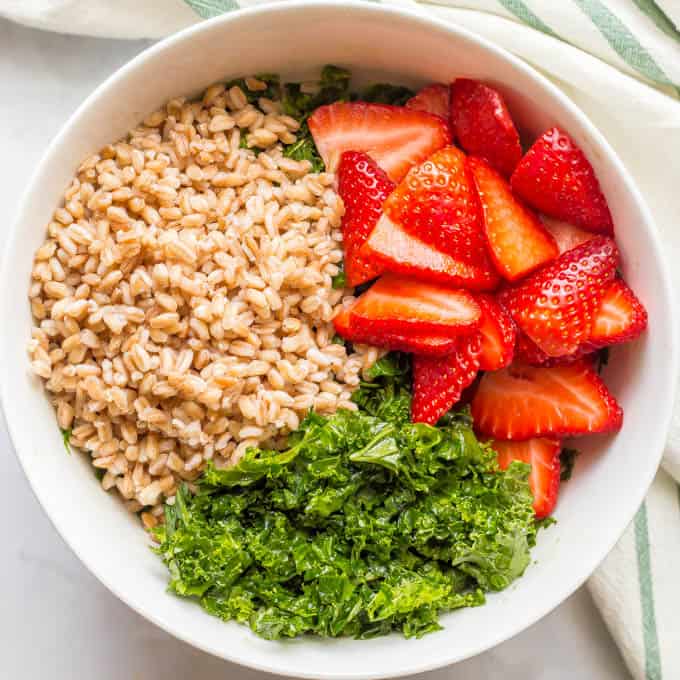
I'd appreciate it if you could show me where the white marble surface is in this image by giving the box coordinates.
[0,18,631,679]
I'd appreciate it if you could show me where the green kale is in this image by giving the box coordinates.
[559,447,580,481]
[154,361,538,640]
[226,73,281,104]
[61,427,72,455]
[357,83,415,106]
[331,264,347,289]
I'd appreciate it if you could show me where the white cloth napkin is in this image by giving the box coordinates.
[2,1,680,678]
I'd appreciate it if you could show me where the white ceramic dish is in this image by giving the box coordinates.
[1,2,676,678]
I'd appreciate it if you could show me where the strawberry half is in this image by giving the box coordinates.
[412,334,482,424]
[588,278,648,348]
[499,236,618,357]
[362,215,498,290]
[337,151,394,286]
[349,273,481,338]
[308,102,450,183]
[468,157,558,281]
[514,331,594,367]
[510,127,614,234]
[542,216,595,255]
[377,146,499,290]
[406,83,450,120]
[476,294,516,371]
[450,78,522,177]
[471,361,623,439]
[492,438,561,518]
[332,305,459,357]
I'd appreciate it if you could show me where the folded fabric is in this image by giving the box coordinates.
[2,1,680,678]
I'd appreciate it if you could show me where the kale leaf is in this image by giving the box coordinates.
[61,427,72,455]
[357,83,415,106]
[154,361,538,640]
[559,447,580,481]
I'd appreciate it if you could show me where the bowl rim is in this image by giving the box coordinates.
[1,1,677,677]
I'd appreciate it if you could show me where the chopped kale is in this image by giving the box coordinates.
[61,428,72,455]
[559,447,580,482]
[357,83,415,106]
[332,264,347,289]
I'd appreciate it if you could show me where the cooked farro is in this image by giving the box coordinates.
[27,79,379,516]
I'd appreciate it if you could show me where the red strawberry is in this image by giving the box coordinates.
[377,146,499,289]
[499,236,618,357]
[542,216,595,255]
[493,438,561,518]
[588,278,648,348]
[476,294,516,371]
[332,305,459,357]
[308,102,450,183]
[349,273,480,338]
[412,334,482,424]
[450,78,522,177]
[337,151,394,286]
[406,84,450,120]
[510,127,614,234]
[362,215,498,290]
[468,157,558,281]
[471,361,623,439]
[514,331,594,367]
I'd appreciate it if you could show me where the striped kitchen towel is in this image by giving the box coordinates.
[2,1,680,678]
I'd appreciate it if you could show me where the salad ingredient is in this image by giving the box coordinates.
[542,216,595,255]
[475,294,516,371]
[450,79,522,177]
[349,274,481,338]
[411,335,482,425]
[588,279,648,348]
[380,146,499,290]
[334,305,459,357]
[362,214,496,289]
[468,156,558,281]
[308,102,450,181]
[406,83,451,119]
[337,151,394,285]
[493,438,562,518]
[559,447,580,481]
[513,331,593,367]
[471,361,623,440]
[499,236,618,357]
[510,127,614,234]
[154,365,540,640]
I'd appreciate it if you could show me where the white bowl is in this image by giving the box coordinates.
[1,2,676,677]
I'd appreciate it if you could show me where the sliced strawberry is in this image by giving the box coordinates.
[510,127,614,234]
[476,294,516,371]
[588,278,648,348]
[412,334,482,424]
[514,331,594,367]
[376,146,499,289]
[406,84,450,119]
[308,102,450,183]
[493,438,561,518]
[499,236,618,357]
[471,361,623,439]
[349,273,480,338]
[542,216,595,255]
[362,214,499,290]
[337,151,394,286]
[468,157,558,281]
[332,305,459,357]
[450,79,522,177]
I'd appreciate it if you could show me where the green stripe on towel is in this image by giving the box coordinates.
[631,0,680,45]
[634,502,663,680]
[184,0,239,19]
[496,0,559,38]
[573,0,673,87]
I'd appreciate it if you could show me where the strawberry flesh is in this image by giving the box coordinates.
[499,236,618,357]
[476,294,516,371]
[514,331,594,367]
[337,151,394,286]
[493,438,562,518]
[468,157,558,281]
[406,83,450,120]
[510,127,614,234]
[542,216,595,255]
[588,278,648,348]
[471,361,623,439]
[376,146,499,290]
[332,305,459,357]
[450,78,522,177]
[308,102,450,183]
[412,334,482,424]
[349,273,481,338]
